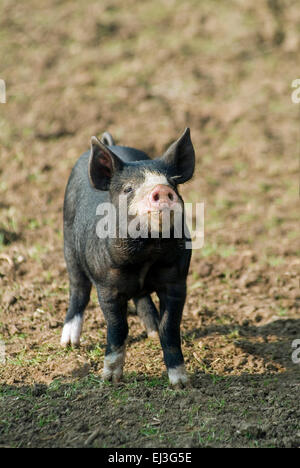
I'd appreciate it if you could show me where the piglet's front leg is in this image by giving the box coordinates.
[97,287,128,383]
[157,283,189,387]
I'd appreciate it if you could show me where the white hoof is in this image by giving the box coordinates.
[168,364,189,387]
[102,347,126,383]
[60,315,83,347]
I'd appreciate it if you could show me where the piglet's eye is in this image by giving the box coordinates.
[123,186,133,193]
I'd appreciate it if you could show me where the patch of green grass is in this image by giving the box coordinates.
[0,232,5,249]
[267,256,285,267]
[123,372,140,386]
[87,343,105,360]
[183,331,197,343]
[200,242,236,258]
[109,388,129,405]
[259,182,272,193]
[28,218,41,230]
[28,243,49,261]
[209,374,226,385]
[0,181,8,192]
[145,339,161,351]
[191,424,227,446]
[42,271,53,282]
[0,385,32,399]
[90,290,99,305]
[287,231,298,240]
[47,374,103,397]
[215,198,235,210]
[22,127,34,138]
[47,379,63,393]
[219,245,236,258]
[265,216,284,229]
[162,387,188,398]
[234,161,248,172]
[238,212,258,223]
[201,243,218,257]
[207,397,226,412]
[26,171,41,182]
[206,176,221,188]
[192,271,200,281]
[226,328,240,341]
[140,425,159,437]
[10,332,27,340]
[189,280,203,291]
[144,402,155,412]
[144,376,167,388]
[37,414,57,428]
[277,307,287,317]
[7,344,68,367]
[0,419,12,434]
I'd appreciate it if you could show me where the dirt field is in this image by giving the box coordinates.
[0,0,299,448]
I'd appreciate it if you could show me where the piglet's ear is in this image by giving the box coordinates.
[161,128,195,184]
[88,136,123,190]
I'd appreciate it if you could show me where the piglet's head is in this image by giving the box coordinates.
[88,128,195,233]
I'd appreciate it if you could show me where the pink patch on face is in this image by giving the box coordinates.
[128,171,183,218]
[148,184,178,211]
[131,184,179,216]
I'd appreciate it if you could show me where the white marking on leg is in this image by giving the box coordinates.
[147,330,158,339]
[168,364,188,386]
[102,346,126,382]
[61,315,83,347]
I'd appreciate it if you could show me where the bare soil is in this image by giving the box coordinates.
[0,0,299,448]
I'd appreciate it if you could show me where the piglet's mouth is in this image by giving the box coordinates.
[132,205,183,217]
[146,208,181,226]
[129,203,183,217]
[147,208,172,214]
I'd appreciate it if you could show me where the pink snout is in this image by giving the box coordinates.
[148,184,178,211]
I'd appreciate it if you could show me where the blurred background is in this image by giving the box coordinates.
[0,0,299,448]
